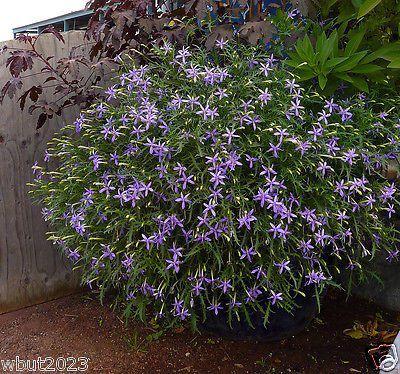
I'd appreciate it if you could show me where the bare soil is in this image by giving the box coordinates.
[0,290,398,373]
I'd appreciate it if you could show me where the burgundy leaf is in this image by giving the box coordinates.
[55,84,71,95]
[29,85,43,102]
[6,50,36,77]
[205,24,234,50]
[18,90,30,111]
[30,100,60,116]
[57,58,84,79]
[291,0,316,17]
[42,26,65,43]
[36,113,48,129]
[18,85,43,110]
[91,57,118,76]
[86,20,109,42]
[239,20,277,45]
[195,0,217,20]
[15,34,34,44]
[44,76,57,84]
[85,0,107,10]
[0,77,23,103]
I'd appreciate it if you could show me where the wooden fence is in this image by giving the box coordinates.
[0,31,88,313]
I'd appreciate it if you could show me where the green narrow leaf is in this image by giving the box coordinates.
[318,74,328,90]
[324,57,349,69]
[337,20,350,38]
[361,42,400,64]
[367,71,386,82]
[351,63,383,73]
[320,31,337,65]
[287,51,303,65]
[338,3,357,23]
[296,69,317,81]
[316,31,327,59]
[285,59,305,68]
[334,51,368,72]
[350,76,370,92]
[357,0,382,18]
[344,26,366,56]
[388,58,400,68]
[322,0,340,17]
[333,72,354,83]
[301,34,315,59]
[352,0,364,7]
[294,41,310,62]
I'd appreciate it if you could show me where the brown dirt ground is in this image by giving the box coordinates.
[0,290,399,374]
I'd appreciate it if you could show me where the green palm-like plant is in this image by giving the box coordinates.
[286,25,400,92]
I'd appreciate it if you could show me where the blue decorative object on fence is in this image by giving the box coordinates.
[195,0,284,24]
[215,0,283,24]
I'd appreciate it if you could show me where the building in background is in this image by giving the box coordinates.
[12,9,94,38]
[12,0,281,39]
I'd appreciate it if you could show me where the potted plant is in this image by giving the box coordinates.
[30,40,400,340]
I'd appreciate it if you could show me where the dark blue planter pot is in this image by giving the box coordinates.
[199,287,323,342]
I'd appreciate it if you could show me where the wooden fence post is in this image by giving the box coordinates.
[0,31,88,313]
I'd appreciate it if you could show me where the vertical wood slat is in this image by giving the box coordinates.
[0,31,88,313]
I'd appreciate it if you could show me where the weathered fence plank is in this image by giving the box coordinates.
[0,31,88,313]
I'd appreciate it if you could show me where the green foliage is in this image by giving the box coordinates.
[318,0,400,46]
[288,0,399,91]
[319,0,386,18]
[286,24,400,92]
[357,0,384,17]
[319,0,389,19]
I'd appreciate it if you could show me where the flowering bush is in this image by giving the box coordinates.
[30,41,400,329]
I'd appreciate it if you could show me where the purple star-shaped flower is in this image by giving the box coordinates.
[238,210,257,230]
